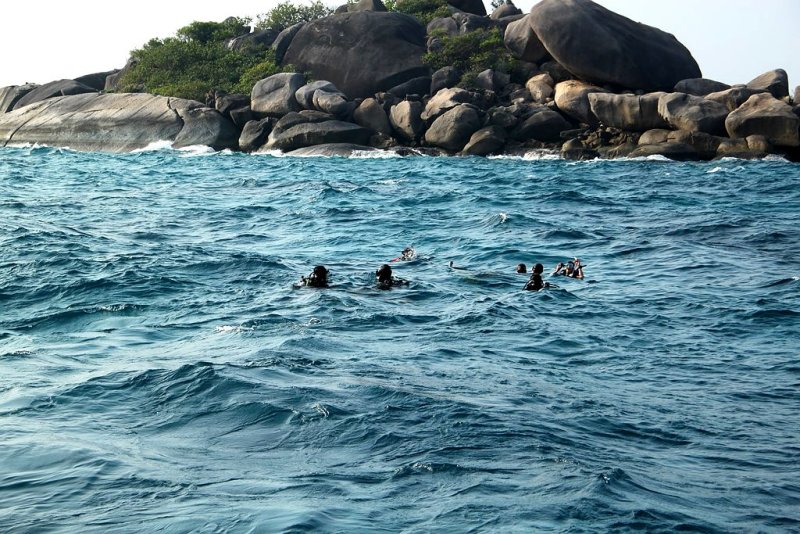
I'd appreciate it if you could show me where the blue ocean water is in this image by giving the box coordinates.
[1,146,799,533]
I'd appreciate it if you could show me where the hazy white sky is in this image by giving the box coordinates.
[0,0,797,89]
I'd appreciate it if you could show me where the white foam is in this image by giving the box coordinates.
[178,145,216,157]
[214,325,254,334]
[131,140,173,153]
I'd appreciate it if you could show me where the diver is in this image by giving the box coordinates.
[301,265,330,288]
[516,263,527,274]
[524,263,546,291]
[376,264,408,289]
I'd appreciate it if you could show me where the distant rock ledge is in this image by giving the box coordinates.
[1,0,798,161]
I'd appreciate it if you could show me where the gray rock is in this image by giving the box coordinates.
[628,142,700,161]
[539,61,573,85]
[264,119,371,151]
[658,93,730,135]
[349,0,388,12]
[449,0,486,16]
[526,73,554,104]
[554,80,607,125]
[313,91,355,119]
[588,92,668,131]
[705,86,758,112]
[272,23,305,64]
[422,87,475,122]
[512,108,572,142]
[229,107,254,129]
[353,98,392,135]
[388,76,432,98]
[529,0,701,91]
[13,79,98,110]
[747,69,789,99]
[216,93,250,117]
[424,104,482,151]
[239,118,275,152]
[715,138,752,158]
[0,84,38,113]
[227,29,280,52]
[0,93,237,152]
[283,12,429,99]
[462,125,507,155]
[794,86,800,105]
[638,129,671,145]
[725,93,800,147]
[431,67,462,96]
[503,15,548,63]
[104,58,138,92]
[488,108,518,129]
[74,70,119,91]
[475,69,510,92]
[666,130,721,160]
[673,78,730,96]
[427,17,458,35]
[491,1,522,19]
[389,100,424,142]
[561,138,599,160]
[747,135,773,153]
[296,81,340,110]
[287,143,381,156]
[452,12,495,33]
[251,73,305,117]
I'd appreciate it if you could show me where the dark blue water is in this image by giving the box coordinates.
[1,146,799,532]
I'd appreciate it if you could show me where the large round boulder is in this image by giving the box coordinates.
[725,93,800,147]
[13,79,98,111]
[588,92,668,131]
[282,11,429,99]
[554,80,607,125]
[0,93,237,152]
[674,78,730,97]
[528,0,701,91]
[658,93,730,135]
[251,73,305,117]
[511,107,572,142]
[747,69,789,99]
[504,15,548,63]
[424,104,482,151]
[389,100,424,142]
[353,97,392,135]
[705,86,758,112]
[462,125,507,156]
[448,0,486,16]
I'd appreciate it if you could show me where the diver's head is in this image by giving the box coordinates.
[516,263,527,273]
[376,264,392,281]
[533,263,544,274]
[313,265,328,281]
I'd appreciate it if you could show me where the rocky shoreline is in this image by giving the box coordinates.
[1,0,798,161]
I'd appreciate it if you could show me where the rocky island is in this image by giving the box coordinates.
[1,0,798,161]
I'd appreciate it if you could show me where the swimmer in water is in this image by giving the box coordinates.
[376,264,408,289]
[524,263,545,291]
[552,258,585,279]
[391,247,416,262]
[516,263,527,274]
[301,265,329,288]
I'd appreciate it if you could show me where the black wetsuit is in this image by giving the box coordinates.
[524,273,544,291]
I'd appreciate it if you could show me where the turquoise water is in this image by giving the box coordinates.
[1,146,799,532]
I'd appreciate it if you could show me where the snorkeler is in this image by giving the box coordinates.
[516,263,527,274]
[552,258,584,279]
[301,265,330,288]
[376,264,408,289]
[524,263,546,291]
[391,247,416,262]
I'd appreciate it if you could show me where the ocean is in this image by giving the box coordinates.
[1,145,798,533]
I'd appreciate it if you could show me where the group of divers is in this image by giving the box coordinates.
[300,247,586,291]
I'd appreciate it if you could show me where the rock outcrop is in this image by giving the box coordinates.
[588,92,668,131]
[725,93,800,147]
[528,0,701,91]
[747,69,789,99]
[674,78,730,96]
[0,84,38,113]
[282,11,429,98]
[13,79,98,111]
[657,93,730,135]
[0,93,238,152]
[503,15,548,63]
[554,80,607,125]
[251,73,305,117]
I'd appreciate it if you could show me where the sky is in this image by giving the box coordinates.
[0,0,797,90]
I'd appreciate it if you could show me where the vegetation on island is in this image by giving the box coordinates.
[116,0,514,100]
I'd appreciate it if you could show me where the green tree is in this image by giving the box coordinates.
[176,17,251,44]
[255,1,333,30]
[389,0,450,25]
